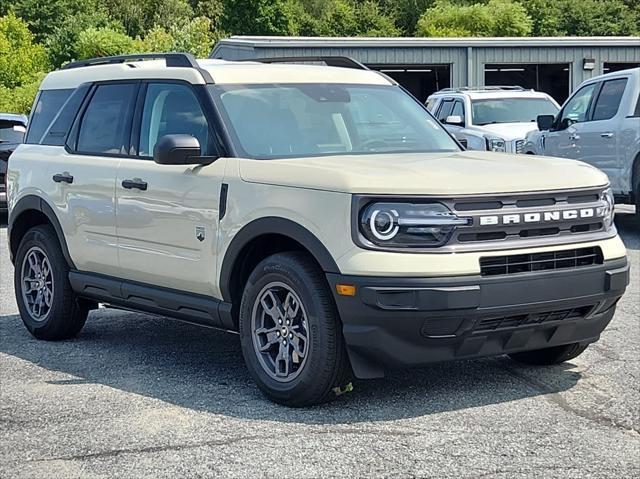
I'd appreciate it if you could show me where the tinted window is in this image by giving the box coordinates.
[139,83,210,157]
[0,121,26,144]
[592,79,627,121]
[25,89,73,144]
[471,98,559,125]
[41,85,90,146]
[77,84,136,155]
[559,83,598,125]
[436,100,454,121]
[451,100,465,121]
[635,93,640,117]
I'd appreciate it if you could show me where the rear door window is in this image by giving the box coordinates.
[25,89,73,144]
[592,78,627,121]
[451,100,465,122]
[76,83,137,155]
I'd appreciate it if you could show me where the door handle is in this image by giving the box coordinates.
[52,172,73,184]
[600,132,614,138]
[121,178,148,191]
[569,134,580,141]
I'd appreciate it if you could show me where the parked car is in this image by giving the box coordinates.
[426,86,560,153]
[1,113,27,212]
[524,68,640,215]
[7,54,628,406]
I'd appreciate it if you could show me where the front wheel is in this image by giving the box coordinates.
[509,343,588,366]
[239,252,352,406]
[14,225,88,340]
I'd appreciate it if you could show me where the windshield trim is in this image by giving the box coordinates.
[208,83,462,160]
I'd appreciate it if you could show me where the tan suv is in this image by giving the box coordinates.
[7,54,629,406]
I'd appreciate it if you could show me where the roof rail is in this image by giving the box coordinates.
[436,86,527,93]
[60,52,214,83]
[61,52,200,70]
[240,56,370,71]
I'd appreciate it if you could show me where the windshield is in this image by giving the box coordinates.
[210,84,459,159]
[0,120,26,144]
[471,98,559,126]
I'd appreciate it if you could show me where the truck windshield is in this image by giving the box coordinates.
[0,121,26,144]
[471,98,559,125]
[210,84,460,159]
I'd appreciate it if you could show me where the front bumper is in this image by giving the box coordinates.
[327,258,629,379]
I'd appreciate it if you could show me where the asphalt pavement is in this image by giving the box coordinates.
[0,208,638,478]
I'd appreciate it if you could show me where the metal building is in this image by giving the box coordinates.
[211,36,640,103]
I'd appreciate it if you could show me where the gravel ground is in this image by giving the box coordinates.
[0,208,638,479]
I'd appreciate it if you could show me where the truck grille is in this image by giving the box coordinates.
[480,246,603,276]
[445,187,610,251]
[474,305,595,332]
[514,139,524,154]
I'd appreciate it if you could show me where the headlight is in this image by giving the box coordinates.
[485,137,506,152]
[599,187,615,230]
[359,202,470,248]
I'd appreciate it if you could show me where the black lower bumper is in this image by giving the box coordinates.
[327,258,629,379]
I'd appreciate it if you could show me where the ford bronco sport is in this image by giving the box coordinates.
[7,54,629,406]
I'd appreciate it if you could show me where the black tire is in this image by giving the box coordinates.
[509,343,588,366]
[239,252,352,407]
[14,225,88,340]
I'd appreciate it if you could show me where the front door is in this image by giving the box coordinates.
[115,82,226,297]
[544,82,599,159]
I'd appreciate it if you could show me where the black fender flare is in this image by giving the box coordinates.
[218,217,340,302]
[8,195,75,268]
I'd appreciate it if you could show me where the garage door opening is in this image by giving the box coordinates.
[604,62,640,73]
[368,65,451,102]
[484,63,570,103]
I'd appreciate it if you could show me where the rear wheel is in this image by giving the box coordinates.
[14,225,88,340]
[239,252,352,406]
[509,343,588,366]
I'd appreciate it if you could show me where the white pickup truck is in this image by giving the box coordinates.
[524,68,640,215]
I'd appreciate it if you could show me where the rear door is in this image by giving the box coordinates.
[115,81,226,297]
[577,77,628,190]
[544,82,599,159]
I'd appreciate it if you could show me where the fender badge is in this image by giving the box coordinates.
[195,226,205,242]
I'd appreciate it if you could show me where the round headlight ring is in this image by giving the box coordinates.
[369,208,400,240]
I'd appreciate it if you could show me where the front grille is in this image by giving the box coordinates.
[515,139,525,154]
[474,305,595,332]
[448,188,609,248]
[480,246,603,276]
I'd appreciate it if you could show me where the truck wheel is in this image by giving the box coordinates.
[239,252,352,406]
[14,225,88,340]
[508,343,588,366]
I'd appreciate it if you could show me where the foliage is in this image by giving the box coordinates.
[416,0,533,37]
[74,26,136,59]
[0,12,49,89]
[222,0,297,35]
[0,75,43,114]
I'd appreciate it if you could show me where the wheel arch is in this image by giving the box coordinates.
[219,217,340,312]
[8,195,74,268]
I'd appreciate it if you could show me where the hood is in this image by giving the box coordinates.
[472,122,539,141]
[239,151,609,196]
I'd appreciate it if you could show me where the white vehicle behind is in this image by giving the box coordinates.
[426,87,560,153]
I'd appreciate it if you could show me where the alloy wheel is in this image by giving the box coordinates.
[20,246,54,321]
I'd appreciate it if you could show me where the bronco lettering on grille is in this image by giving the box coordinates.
[479,208,600,226]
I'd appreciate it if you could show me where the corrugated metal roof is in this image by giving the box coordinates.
[219,36,640,48]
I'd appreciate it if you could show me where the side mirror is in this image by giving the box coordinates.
[153,134,214,165]
[536,114,555,131]
[445,115,464,127]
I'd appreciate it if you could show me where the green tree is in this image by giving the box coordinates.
[222,0,296,35]
[74,26,136,59]
[556,0,638,36]
[0,12,49,89]
[416,0,533,36]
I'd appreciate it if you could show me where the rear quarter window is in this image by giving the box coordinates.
[25,89,73,144]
